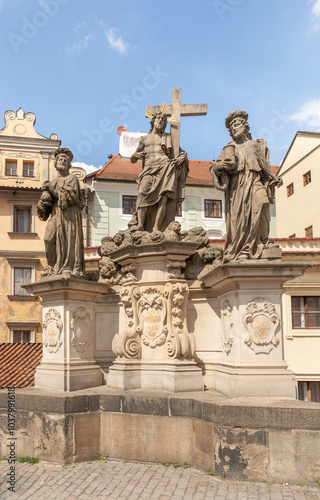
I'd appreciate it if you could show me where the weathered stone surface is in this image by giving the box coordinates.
[37,147,86,278]
[142,414,195,465]
[101,413,145,461]
[214,427,268,482]
[220,405,268,429]
[129,111,188,234]
[74,413,100,462]
[170,396,203,419]
[122,394,169,416]
[202,402,221,424]
[1,388,320,484]
[268,429,320,484]
[99,393,122,413]
[194,419,214,471]
[210,110,283,262]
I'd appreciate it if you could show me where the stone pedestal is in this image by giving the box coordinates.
[24,276,108,392]
[107,241,204,392]
[200,261,307,398]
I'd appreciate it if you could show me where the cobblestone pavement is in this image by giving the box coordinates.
[1,459,320,499]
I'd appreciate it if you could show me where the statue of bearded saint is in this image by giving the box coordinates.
[37,147,86,277]
[210,110,282,262]
[129,111,189,234]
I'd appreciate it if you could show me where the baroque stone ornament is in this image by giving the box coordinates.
[122,263,137,283]
[43,308,63,353]
[221,300,233,354]
[164,282,195,359]
[139,287,167,347]
[112,285,142,358]
[112,281,195,360]
[166,259,186,279]
[243,297,280,354]
[71,306,92,353]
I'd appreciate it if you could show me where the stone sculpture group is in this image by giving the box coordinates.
[31,96,300,401]
[37,107,282,281]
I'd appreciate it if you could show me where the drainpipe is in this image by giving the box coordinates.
[84,187,91,247]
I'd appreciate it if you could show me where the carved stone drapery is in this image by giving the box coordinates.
[221,300,233,354]
[112,281,195,361]
[43,308,63,353]
[71,306,92,353]
[243,297,280,354]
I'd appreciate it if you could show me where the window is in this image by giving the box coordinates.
[298,382,320,402]
[122,195,137,214]
[14,206,31,232]
[305,226,313,238]
[204,199,222,218]
[23,161,34,177]
[287,183,294,197]
[5,160,17,176]
[14,267,31,295]
[176,203,182,217]
[8,201,36,236]
[291,296,320,329]
[12,330,31,343]
[6,321,38,343]
[288,234,296,238]
[303,171,311,186]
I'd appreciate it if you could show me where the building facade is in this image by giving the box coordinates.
[0,108,61,343]
[276,131,320,238]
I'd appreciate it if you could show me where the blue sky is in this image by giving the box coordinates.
[0,0,320,172]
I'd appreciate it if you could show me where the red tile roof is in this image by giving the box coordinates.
[86,154,214,186]
[86,154,279,185]
[0,343,42,388]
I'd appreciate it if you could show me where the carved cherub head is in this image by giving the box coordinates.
[99,236,117,256]
[113,233,124,246]
[98,257,119,280]
[164,221,181,241]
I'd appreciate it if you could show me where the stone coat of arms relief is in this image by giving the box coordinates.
[243,297,280,354]
[43,308,63,353]
[112,281,195,361]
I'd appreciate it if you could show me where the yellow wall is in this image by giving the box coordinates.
[0,108,60,343]
[0,256,44,343]
[276,135,320,238]
[282,257,320,382]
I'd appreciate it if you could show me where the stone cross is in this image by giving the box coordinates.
[146,88,208,157]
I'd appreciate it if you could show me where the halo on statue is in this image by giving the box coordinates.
[145,104,176,123]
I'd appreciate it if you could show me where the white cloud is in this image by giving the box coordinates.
[289,99,320,130]
[308,0,320,32]
[105,28,129,55]
[66,34,93,53]
[72,161,101,175]
[312,0,320,17]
